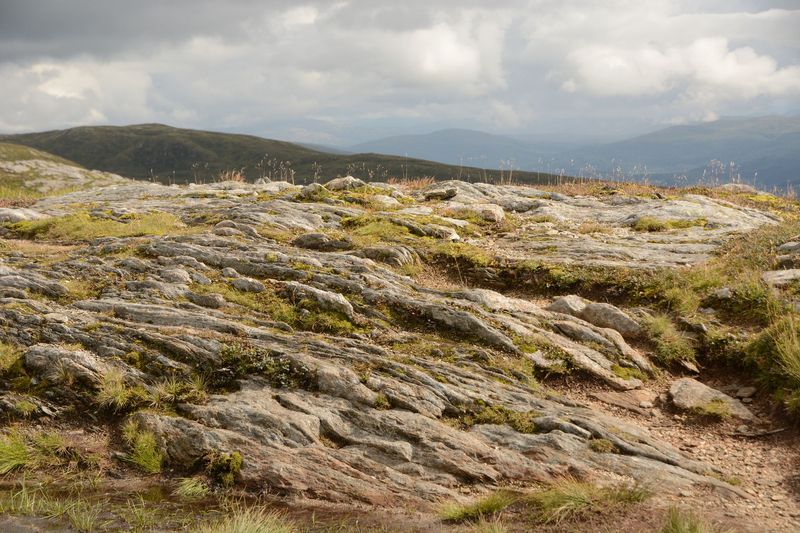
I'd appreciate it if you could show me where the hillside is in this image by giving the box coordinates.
[0,124,568,186]
[349,128,575,170]
[346,117,800,189]
[0,142,127,204]
[560,116,800,187]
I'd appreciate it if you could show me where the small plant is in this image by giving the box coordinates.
[0,432,30,474]
[66,501,104,533]
[121,419,163,474]
[0,342,20,373]
[528,478,650,524]
[373,393,391,409]
[191,505,297,533]
[588,438,618,453]
[173,478,210,500]
[439,491,517,522]
[216,169,246,183]
[206,451,243,487]
[96,368,134,411]
[660,506,722,533]
[643,313,695,364]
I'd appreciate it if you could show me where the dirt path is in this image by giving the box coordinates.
[549,374,800,532]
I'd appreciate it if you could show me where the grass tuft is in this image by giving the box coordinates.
[643,313,695,364]
[660,506,729,533]
[122,419,163,474]
[439,491,517,523]
[528,478,651,524]
[174,478,211,500]
[192,505,298,533]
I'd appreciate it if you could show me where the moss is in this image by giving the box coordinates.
[692,399,731,420]
[632,217,707,232]
[458,404,539,434]
[430,242,493,267]
[611,364,647,381]
[588,438,618,453]
[7,211,189,241]
[206,451,243,487]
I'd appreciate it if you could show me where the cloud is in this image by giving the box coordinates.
[563,38,800,102]
[0,1,797,142]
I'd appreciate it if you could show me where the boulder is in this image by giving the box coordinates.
[232,277,265,293]
[669,378,754,421]
[581,303,642,338]
[325,176,365,191]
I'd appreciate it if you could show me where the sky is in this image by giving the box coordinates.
[0,0,799,145]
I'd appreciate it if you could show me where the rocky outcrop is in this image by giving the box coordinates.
[0,178,767,509]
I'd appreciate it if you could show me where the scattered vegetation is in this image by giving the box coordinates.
[439,491,517,523]
[0,342,20,373]
[7,211,188,241]
[194,282,359,335]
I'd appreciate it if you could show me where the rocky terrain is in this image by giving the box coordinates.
[0,173,799,531]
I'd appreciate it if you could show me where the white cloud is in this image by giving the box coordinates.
[0,1,797,140]
[563,38,800,104]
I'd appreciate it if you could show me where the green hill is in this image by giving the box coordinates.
[0,124,568,186]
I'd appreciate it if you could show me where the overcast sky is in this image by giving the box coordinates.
[1,0,798,144]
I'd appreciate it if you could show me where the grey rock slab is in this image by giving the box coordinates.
[232,277,265,293]
[669,378,755,421]
[580,302,642,338]
[325,176,366,191]
[762,269,800,288]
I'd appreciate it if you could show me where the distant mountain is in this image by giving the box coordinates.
[0,124,567,186]
[350,129,578,171]
[556,116,800,188]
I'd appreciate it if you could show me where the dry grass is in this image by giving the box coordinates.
[387,176,436,191]
[439,491,517,523]
[216,169,246,183]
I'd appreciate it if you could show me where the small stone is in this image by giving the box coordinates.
[736,386,757,398]
[771,494,785,501]
[232,277,265,293]
[221,267,239,278]
[713,287,733,300]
